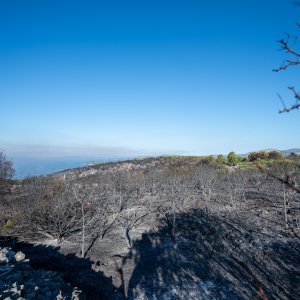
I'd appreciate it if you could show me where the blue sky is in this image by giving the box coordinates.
[0,0,299,159]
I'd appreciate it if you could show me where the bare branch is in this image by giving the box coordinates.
[278,87,300,113]
[273,59,300,72]
[274,30,300,113]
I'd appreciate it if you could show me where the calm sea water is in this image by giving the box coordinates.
[11,157,129,179]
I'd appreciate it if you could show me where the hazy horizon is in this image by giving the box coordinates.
[9,146,300,179]
[11,156,131,179]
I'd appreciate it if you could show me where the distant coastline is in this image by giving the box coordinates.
[10,147,300,179]
[11,157,130,179]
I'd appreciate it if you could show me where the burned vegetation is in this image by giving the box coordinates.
[1,155,300,299]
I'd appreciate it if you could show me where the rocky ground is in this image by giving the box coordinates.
[0,246,85,299]
[0,243,123,300]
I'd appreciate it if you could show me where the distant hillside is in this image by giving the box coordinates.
[240,148,300,157]
[13,148,300,178]
[280,148,300,155]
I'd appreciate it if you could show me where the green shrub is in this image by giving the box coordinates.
[227,151,239,166]
[4,219,14,228]
[267,151,284,160]
[238,162,256,170]
[202,155,215,165]
[216,154,227,165]
[248,151,269,162]
[257,158,272,167]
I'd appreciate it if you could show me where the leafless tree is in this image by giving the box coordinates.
[118,208,149,247]
[74,170,155,250]
[15,175,122,255]
[271,178,298,229]
[222,171,247,207]
[157,171,195,240]
[0,150,14,180]
[0,150,15,196]
[192,166,218,217]
[71,184,99,258]
[16,176,82,242]
[114,171,151,247]
[145,169,162,198]
[82,182,121,256]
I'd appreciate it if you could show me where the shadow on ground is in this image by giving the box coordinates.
[1,208,300,299]
[0,237,121,299]
[124,209,300,299]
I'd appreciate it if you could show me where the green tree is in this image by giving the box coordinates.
[248,151,268,162]
[268,151,284,160]
[227,151,238,166]
[216,154,227,165]
[202,155,215,165]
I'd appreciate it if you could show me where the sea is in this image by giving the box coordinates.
[11,157,129,179]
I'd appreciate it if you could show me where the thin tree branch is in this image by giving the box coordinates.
[278,87,300,113]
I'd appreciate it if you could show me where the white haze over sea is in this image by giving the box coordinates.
[11,156,130,179]
[5,144,180,179]
[5,144,147,179]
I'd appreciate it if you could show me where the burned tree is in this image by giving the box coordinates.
[192,166,218,217]
[71,184,99,258]
[115,171,150,247]
[0,150,14,196]
[16,176,83,243]
[0,150,14,180]
[157,170,195,240]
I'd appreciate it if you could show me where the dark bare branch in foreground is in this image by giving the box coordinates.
[273,36,300,72]
[274,29,300,112]
[278,87,300,113]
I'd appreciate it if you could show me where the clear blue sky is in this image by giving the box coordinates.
[0,0,299,159]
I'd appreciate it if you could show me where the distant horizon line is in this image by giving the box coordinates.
[7,146,300,160]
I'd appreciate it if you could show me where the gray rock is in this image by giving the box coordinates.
[0,248,16,263]
[0,249,9,263]
[0,247,80,299]
[56,290,64,300]
[15,251,25,262]
[11,284,21,295]
[72,287,83,300]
